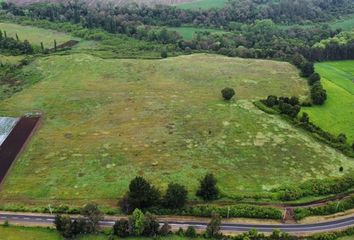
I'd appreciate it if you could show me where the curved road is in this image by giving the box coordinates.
[1,212,354,233]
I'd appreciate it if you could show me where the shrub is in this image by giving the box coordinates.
[301,62,315,77]
[308,73,321,85]
[337,133,347,144]
[311,82,327,105]
[206,212,222,238]
[142,212,160,237]
[264,95,278,107]
[129,209,145,236]
[159,222,172,236]
[185,226,197,238]
[221,87,235,101]
[161,49,168,58]
[197,173,219,201]
[113,219,130,237]
[163,183,188,209]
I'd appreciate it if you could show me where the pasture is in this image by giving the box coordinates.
[0,22,78,48]
[0,53,352,208]
[302,61,354,143]
[0,226,204,240]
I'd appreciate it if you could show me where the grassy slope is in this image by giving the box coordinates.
[302,61,354,143]
[168,26,227,40]
[0,53,352,208]
[176,0,228,9]
[0,226,201,240]
[0,22,77,48]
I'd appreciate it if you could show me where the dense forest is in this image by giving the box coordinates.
[1,0,354,61]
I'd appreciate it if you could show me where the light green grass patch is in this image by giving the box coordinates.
[176,0,228,9]
[0,53,352,209]
[168,26,227,40]
[0,226,61,240]
[0,22,78,48]
[0,55,23,65]
[0,225,204,240]
[302,61,354,143]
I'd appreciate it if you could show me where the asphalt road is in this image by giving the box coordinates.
[1,212,354,233]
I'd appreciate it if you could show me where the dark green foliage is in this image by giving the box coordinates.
[264,95,278,107]
[120,176,160,213]
[206,212,222,238]
[148,204,283,220]
[277,176,354,201]
[337,133,347,144]
[311,82,327,105]
[161,49,168,58]
[294,196,354,220]
[159,222,172,236]
[185,226,197,238]
[163,183,188,209]
[113,219,130,238]
[301,62,315,77]
[197,173,219,201]
[300,112,310,124]
[221,87,235,101]
[143,213,160,237]
[278,100,301,118]
[0,29,34,55]
[339,166,344,172]
[292,53,306,69]
[308,73,321,85]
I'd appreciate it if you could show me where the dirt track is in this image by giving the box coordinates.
[0,116,40,184]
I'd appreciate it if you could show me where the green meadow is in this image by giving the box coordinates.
[0,22,78,48]
[0,53,352,209]
[0,226,203,240]
[302,61,354,143]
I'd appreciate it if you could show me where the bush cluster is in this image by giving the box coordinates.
[262,96,301,118]
[294,196,354,220]
[54,203,103,239]
[277,176,354,201]
[148,204,283,220]
[0,29,33,55]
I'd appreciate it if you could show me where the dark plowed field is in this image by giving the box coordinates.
[0,116,40,184]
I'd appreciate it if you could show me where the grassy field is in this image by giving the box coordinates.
[176,0,228,9]
[331,15,354,31]
[168,26,227,40]
[302,61,354,143]
[0,226,202,240]
[0,53,352,208]
[0,55,23,65]
[0,22,78,48]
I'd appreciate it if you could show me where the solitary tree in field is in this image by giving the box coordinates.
[221,87,235,101]
[163,183,188,209]
[197,173,219,201]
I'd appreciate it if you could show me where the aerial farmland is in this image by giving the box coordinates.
[0,0,353,239]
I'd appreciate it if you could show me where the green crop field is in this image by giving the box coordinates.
[0,22,78,48]
[302,61,354,143]
[0,53,352,209]
[176,0,228,9]
[168,27,227,40]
